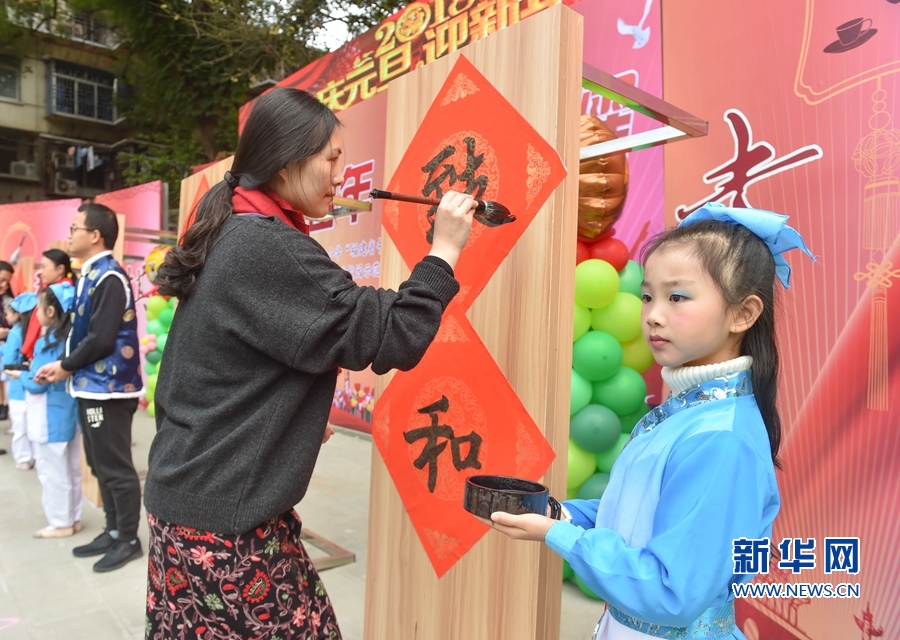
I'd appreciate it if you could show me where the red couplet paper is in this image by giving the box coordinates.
[382,54,567,311]
[374,304,555,577]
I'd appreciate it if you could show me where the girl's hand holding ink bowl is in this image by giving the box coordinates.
[464,475,558,541]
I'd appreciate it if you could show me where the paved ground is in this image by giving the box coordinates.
[0,412,603,639]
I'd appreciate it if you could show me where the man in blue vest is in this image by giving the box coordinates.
[37,203,144,572]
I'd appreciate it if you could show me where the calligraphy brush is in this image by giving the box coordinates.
[369,189,516,226]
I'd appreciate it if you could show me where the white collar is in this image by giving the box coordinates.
[81,250,114,271]
[662,356,753,396]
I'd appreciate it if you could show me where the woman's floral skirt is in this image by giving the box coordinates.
[146,510,342,640]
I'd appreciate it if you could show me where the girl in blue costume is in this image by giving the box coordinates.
[2,292,37,470]
[487,203,814,639]
[14,283,81,538]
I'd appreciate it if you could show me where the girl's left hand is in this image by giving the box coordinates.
[477,512,557,541]
[3,369,20,379]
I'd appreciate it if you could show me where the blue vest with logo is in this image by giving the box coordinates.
[68,254,143,399]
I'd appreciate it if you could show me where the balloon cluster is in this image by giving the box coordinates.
[333,379,375,421]
[563,233,654,600]
[141,295,175,417]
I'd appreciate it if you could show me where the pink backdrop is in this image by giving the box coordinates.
[663,1,898,636]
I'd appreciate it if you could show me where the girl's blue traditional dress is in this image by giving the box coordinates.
[545,357,780,640]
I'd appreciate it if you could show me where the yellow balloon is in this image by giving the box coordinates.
[620,335,655,373]
[145,245,172,284]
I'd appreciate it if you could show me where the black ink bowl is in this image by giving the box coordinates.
[463,475,549,518]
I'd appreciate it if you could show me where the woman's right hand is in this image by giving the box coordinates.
[428,190,477,270]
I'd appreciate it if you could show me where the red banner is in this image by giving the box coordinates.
[239,0,563,129]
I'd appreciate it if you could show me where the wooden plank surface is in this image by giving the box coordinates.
[177,158,233,236]
[365,6,582,639]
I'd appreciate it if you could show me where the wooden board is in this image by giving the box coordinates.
[365,6,582,639]
[177,158,234,235]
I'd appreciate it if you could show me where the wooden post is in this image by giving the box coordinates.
[365,6,582,639]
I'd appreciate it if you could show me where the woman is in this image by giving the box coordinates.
[21,249,75,360]
[142,88,476,639]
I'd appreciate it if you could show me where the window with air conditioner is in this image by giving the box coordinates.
[47,60,116,123]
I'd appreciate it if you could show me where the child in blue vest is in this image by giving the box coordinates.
[2,292,37,470]
[17,283,81,538]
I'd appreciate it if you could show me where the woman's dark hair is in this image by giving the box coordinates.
[78,203,120,250]
[40,288,72,349]
[642,220,783,469]
[42,249,74,281]
[0,260,14,297]
[156,88,340,299]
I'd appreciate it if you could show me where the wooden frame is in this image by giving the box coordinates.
[365,6,582,639]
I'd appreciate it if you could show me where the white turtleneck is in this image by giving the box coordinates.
[661,356,753,396]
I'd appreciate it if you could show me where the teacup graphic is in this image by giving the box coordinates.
[824,17,877,53]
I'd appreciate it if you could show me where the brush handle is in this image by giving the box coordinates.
[370,189,486,212]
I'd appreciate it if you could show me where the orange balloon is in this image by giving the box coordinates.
[578,115,629,240]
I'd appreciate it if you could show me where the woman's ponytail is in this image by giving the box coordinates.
[155,180,234,299]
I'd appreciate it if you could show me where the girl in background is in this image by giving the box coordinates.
[2,292,37,470]
[17,283,81,538]
[486,203,813,640]
[0,261,16,421]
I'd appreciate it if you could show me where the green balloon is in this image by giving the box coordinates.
[147,295,168,317]
[574,259,619,310]
[573,303,591,342]
[618,260,644,297]
[620,402,651,433]
[168,296,177,309]
[157,307,174,329]
[570,369,592,416]
[595,433,629,473]
[572,331,623,381]
[146,373,158,394]
[566,486,579,500]
[563,560,574,581]
[146,400,155,418]
[145,349,162,364]
[590,292,643,343]
[144,361,158,375]
[591,366,648,416]
[570,404,622,453]
[574,573,603,600]
[576,472,610,500]
[567,439,597,490]
[146,319,165,336]
[621,334,655,373]
[156,333,168,352]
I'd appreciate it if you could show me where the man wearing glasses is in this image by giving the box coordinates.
[37,203,144,572]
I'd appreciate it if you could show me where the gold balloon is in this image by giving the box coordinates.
[144,245,172,284]
[578,115,629,240]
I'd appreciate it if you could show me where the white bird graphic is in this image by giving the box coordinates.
[617,0,653,49]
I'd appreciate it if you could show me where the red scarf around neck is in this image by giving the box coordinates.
[231,186,309,235]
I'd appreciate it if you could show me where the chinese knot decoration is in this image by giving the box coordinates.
[373,55,565,577]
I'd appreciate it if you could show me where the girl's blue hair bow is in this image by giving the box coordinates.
[678,202,815,288]
[49,282,76,313]
[10,292,37,313]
